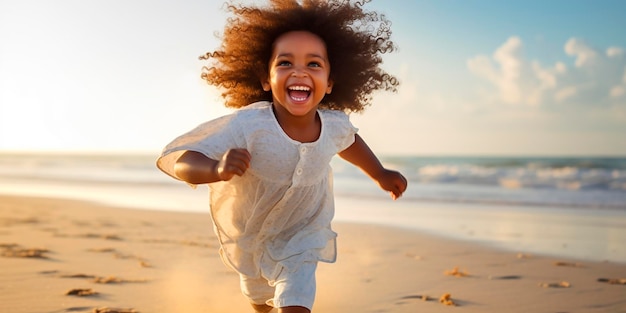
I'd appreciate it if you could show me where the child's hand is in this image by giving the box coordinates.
[216,148,251,181]
[376,169,408,200]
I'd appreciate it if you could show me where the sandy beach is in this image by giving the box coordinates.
[1,194,625,313]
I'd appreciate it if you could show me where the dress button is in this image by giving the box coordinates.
[300,147,307,154]
[296,168,303,175]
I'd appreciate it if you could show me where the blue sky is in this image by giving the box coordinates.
[1,0,625,156]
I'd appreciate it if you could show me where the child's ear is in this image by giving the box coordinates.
[326,79,334,94]
[261,80,271,92]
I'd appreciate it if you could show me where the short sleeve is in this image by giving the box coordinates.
[323,110,359,153]
[156,113,244,181]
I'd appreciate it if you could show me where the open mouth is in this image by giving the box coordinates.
[288,85,311,102]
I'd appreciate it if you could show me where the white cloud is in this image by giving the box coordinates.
[565,38,598,67]
[360,36,626,155]
[494,37,524,104]
[467,36,565,107]
[468,36,626,109]
[555,86,578,102]
[607,47,624,58]
[467,55,498,83]
[610,68,626,98]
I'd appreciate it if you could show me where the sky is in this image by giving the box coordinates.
[1,0,625,156]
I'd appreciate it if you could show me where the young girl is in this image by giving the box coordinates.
[156,1,407,312]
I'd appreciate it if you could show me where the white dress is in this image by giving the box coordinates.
[156,101,358,280]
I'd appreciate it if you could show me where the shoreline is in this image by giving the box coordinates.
[2,173,626,264]
[334,196,626,264]
[1,194,625,312]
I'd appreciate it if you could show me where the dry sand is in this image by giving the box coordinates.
[1,194,625,313]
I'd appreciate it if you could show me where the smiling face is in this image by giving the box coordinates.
[262,31,333,119]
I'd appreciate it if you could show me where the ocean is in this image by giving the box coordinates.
[335,155,626,209]
[1,152,625,263]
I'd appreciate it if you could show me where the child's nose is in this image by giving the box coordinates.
[290,66,308,77]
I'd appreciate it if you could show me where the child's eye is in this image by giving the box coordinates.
[277,60,291,66]
[308,62,321,68]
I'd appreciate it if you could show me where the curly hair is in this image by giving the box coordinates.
[200,0,399,113]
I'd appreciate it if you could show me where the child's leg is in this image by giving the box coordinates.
[240,274,275,312]
[271,261,317,312]
[251,303,274,313]
[279,306,310,313]
[242,261,317,312]
[250,304,310,313]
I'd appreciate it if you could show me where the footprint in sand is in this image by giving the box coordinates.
[59,273,148,284]
[79,233,123,241]
[87,248,152,268]
[539,281,571,288]
[439,293,457,306]
[92,276,147,284]
[444,266,470,277]
[92,308,138,313]
[1,244,50,258]
[399,293,460,306]
[553,261,585,268]
[87,248,117,253]
[597,278,626,285]
[488,275,522,280]
[0,243,19,250]
[0,216,40,226]
[64,307,94,312]
[54,233,123,241]
[65,288,98,297]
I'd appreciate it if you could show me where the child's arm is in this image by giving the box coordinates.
[174,149,251,184]
[338,134,408,200]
